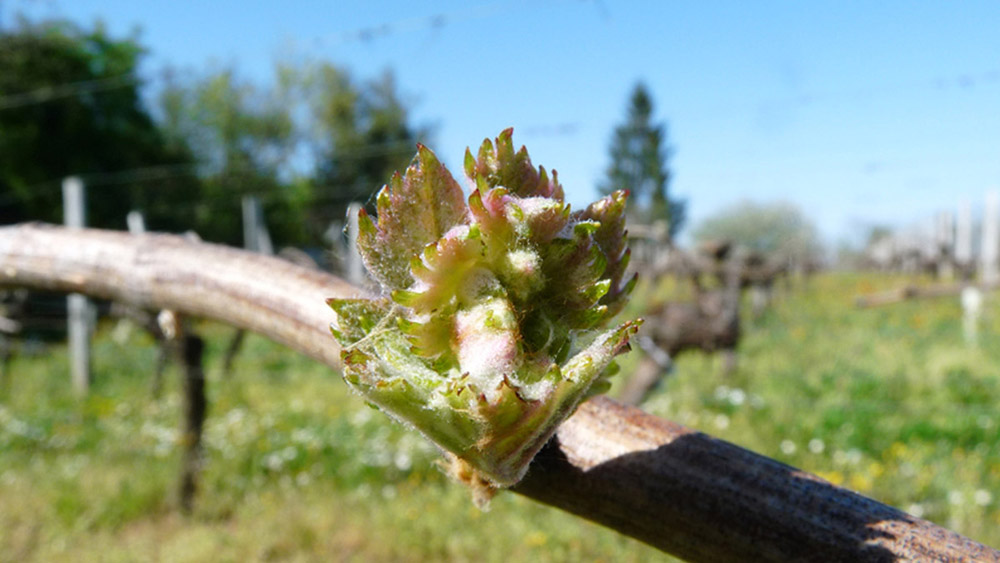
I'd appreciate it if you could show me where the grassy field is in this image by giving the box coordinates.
[0,272,998,561]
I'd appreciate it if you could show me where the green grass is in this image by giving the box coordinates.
[627,273,1000,546]
[1,272,998,561]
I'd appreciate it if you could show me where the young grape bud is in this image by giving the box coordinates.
[328,129,640,498]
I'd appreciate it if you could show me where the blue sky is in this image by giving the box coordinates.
[6,0,1000,245]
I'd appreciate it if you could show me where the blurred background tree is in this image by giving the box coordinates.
[691,200,823,263]
[599,82,685,239]
[298,63,429,236]
[0,17,200,231]
[0,16,429,249]
[128,60,428,246]
[157,66,301,245]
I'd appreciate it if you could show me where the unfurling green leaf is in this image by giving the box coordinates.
[329,129,641,495]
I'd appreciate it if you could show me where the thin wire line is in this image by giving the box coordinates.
[310,1,521,47]
[2,136,420,199]
[0,74,139,110]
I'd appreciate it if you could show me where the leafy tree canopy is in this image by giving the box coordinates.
[1,17,428,250]
[0,17,199,230]
[691,200,823,261]
[301,64,429,231]
[157,61,427,246]
[157,65,299,245]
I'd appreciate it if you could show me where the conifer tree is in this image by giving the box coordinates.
[599,83,685,238]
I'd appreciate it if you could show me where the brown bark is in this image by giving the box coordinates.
[221,328,246,378]
[178,333,206,514]
[1,223,996,562]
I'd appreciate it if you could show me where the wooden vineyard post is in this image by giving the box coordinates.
[241,195,273,255]
[955,198,973,276]
[982,189,1000,284]
[125,211,174,397]
[62,176,92,394]
[0,289,25,391]
[345,202,365,286]
[935,210,954,279]
[223,196,275,378]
